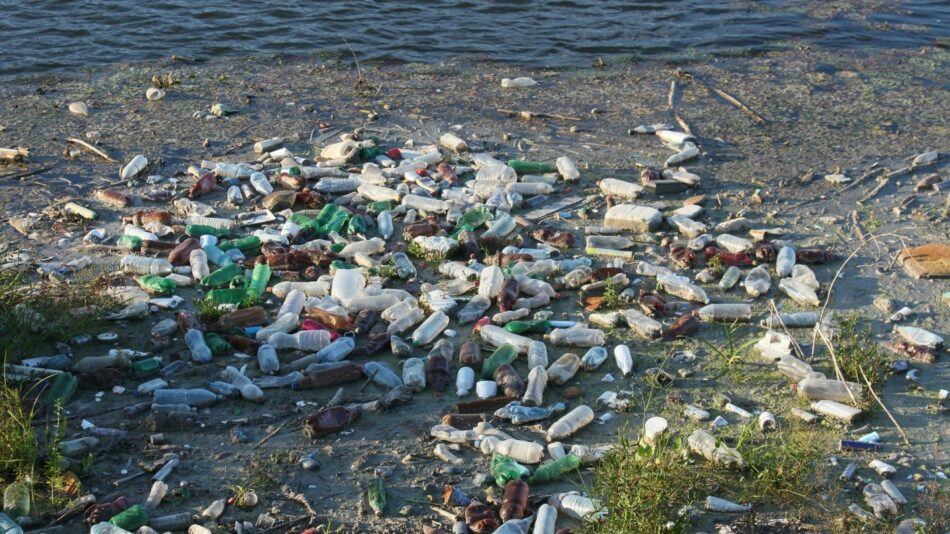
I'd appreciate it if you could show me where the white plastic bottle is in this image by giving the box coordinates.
[331,268,365,301]
[401,194,449,213]
[256,313,299,341]
[267,330,331,352]
[493,438,544,464]
[271,280,329,298]
[185,329,212,364]
[456,367,475,396]
[257,344,280,374]
[556,156,579,181]
[546,405,595,441]
[387,306,425,334]
[479,325,532,353]
[614,345,633,377]
[402,358,427,392]
[187,249,210,281]
[339,237,385,258]
[124,225,159,242]
[316,337,355,363]
[121,255,173,275]
[698,303,752,322]
[412,310,449,346]
[548,328,605,347]
[478,266,505,298]
[523,366,547,406]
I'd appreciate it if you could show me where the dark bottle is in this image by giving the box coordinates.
[84,496,130,524]
[704,246,753,267]
[167,238,201,266]
[493,364,526,398]
[663,310,700,340]
[796,248,834,264]
[459,341,482,366]
[293,362,363,390]
[464,500,499,534]
[302,406,362,438]
[637,290,666,316]
[426,353,451,397]
[670,245,696,268]
[499,480,529,522]
[354,309,379,336]
[497,278,520,312]
[188,172,217,198]
[753,240,777,262]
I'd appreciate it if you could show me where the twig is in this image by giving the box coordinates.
[858,176,893,204]
[766,300,808,362]
[668,80,677,111]
[839,165,881,193]
[359,368,378,393]
[674,112,692,136]
[67,138,118,162]
[0,165,54,181]
[858,366,911,446]
[711,87,767,125]
[281,484,319,517]
[251,420,288,450]
[850,210,866,244]
[496,108,582,121]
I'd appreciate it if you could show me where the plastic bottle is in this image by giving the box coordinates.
[776,245,796,277]
[202,243,232,267]
[222,366,265,402]
[248,172,272,195]
[363,361,402,389]
[412,310,449,346]
[482,344,518,379]
[108,504,147,531]
[744,265,772,297]
[153,388,220,407]
[246,262,271,301]
[546,353,580,385]
[120,255,172,276]
[719,265,741,290]
[523,366,547,406]
[797,377,863,404]
[698,303,752,322]
[479,325,533,353]
[268,330,331,352]
[200,263,241,288]
[580,346,608,370]
[499,480,530,523]
[376,210,393,240]
[546,405,594,442]
[330,268,365,301]
[453,295,489,325]
[313,336,354,363]
[491,453,531,488]
[255,344,279,374]
[402,358,426,392]
[614,344,633,376]
[2,482,30,520]
[387,307,425,335]
[657,273,709,304]
[598,178,644,199]
[255,312,299,341]
[478,266,505,299]
[548,328,605,347]
[456,367,475,396]
[526,340,548,370]
[532,503,557,534]
[531,454,581,484]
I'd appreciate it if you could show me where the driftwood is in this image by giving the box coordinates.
[711,87,767,125]
[67,138,117,162]
[0,147,29,161]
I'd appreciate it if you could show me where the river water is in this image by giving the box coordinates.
[0,0,947,78]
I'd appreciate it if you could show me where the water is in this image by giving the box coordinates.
[0,0,947,78]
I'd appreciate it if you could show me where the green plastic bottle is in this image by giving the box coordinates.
[200,263,242,289]
[128,357,161,378]
[116,235,142,251]
[529,453,581,483]
[504,320,553,335]
[491,453,530,487]
[458,205,493,229]
[41,373,76,411]
[329,260,358,273]
[366,201,392,215]
[482,344,518,379]
[289,212,313,226]
[322,210,349,234]
[219,235,261,252]
[185,224,229,238]
[360,146,382,161]
[367,478,386,517]
[205,333,233,356]
[508,159,557,174]
[136,275,176,296]
[346,215,367,235]
[246,263,271,301]
[205,287,247,306]
[108,504,148,530]
[313,204,339,228]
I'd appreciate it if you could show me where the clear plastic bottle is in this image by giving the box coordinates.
[153,388,220,407]
[316,336,355,363]
[479,325,532,353]
[392,252,417,279]
[458,296,491,325]
[223,366,265,402]
[277,289,305,319]
[514,275,556,297]
[546,405,595,441]
[402,358,426,392]
[124,225,159,242]
[387,306,425,334]
[714,234,753,254]
[120,255,172,276]
[456,367,475,396]
[257,344,279,374]
[744,265,772,297]
[527,340,548,369]
[493,439,544,464]
[255,312,299,341]
[363,361,402,389]
[718,265,741,290]
[249,172,273,195]
[401,194,449,213]
[377,211,393,240]
[613,344,633,377]
[559,266,592,288]
[211,162,253,179]
[776,245,796,277]
[268,330,331,352]
[580,346,608,370]
[546,353,581,385]
[483,214,516,238]
[514,293,550,310]
[339,238,385,258]
[202,244,232,267]
[189,249,210,281]
[185,329,212,363]
[778,278,819,307]
[657,273,709,304]
[698,303,752,322]
[523,366,547,406]
[547,328,605,347]
[532,503,557,534]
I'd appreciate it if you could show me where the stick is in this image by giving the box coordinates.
[0,165,54,181]
[858,177,891,203]
[251,420,287,450]
[839,165,881,193]
[67,138,118,162]
[711,88,766,125]
[281,484,319,517]
[0,147,29,161]
[858,366,911,446]
[668,80,677,111]
[359,368,378,393]
[674,112,692,136]
[496,109,582,121]
[766,300,808,362]
[850,210,866,244]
